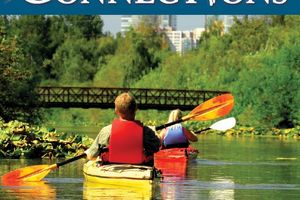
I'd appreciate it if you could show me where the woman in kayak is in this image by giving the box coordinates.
[85,92,161,165]
[160,109,198,149]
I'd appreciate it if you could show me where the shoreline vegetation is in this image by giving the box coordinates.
[210,126,300,139]
[0,120,93,159]
[0,119,299,159]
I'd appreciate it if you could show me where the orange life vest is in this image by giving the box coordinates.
[107,119,145,164]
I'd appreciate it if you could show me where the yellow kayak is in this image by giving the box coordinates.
[83,161,158,190]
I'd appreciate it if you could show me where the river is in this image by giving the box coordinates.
[1,134,300,199]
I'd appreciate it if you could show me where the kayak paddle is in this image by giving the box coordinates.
[194,117,236,134]
[1,153,86,183]
[155,93,234,130]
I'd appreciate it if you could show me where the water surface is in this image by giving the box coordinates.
[1,135,300,199]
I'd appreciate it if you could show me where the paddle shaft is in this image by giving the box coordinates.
[56,153,86,168]
[154,103,228,131]
[155,118,184,131]
[194,128,210,134]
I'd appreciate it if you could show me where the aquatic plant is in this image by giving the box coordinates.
[0,120,93,159]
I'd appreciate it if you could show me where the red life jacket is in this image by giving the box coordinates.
[107,119,145,164]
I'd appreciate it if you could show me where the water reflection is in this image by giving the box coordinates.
[208,178,235,200]
[158,160,188,200]
[160,179,183,200]
[1,180,56,200]
[83,180,155,200]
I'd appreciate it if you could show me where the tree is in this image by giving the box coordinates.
[121,27,167,86]
[199,19,224,46]
[64,15,104,40]
[235,45,300,128]
[10,16,52,70]
[0,29,39,122]
[227,17,269,55]
[48,35,116,85]
[0,16,10,34]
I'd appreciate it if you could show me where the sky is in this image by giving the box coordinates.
[101,15,205,35]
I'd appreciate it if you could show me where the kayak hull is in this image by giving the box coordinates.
[154,146,199,162]
[154,146,198,177]
[83,161,156,189]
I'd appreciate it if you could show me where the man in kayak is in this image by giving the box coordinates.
[159,109,198,149]
[85,92,161,166]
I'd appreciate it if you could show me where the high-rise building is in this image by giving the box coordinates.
[121,15,177,34]
[160,15,177,30]
[121,15,133,34]
[165,27,204,54]
[121,15,203,54]
[222,15,245,32]
[205,15,245,32]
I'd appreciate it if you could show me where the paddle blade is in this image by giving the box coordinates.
[1,164,56,182]
[210,117,236,131]
[184,93,234,121]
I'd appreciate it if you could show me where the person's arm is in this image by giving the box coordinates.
[85,133,100,160]
[143,126,161,156]
[85,125,112,160]
[158,129,166,144]
[183,127,198,142]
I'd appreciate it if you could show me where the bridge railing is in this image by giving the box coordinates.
[37,87,229,110]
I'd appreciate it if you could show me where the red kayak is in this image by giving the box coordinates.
[154,146,198,162]
[154,146,198,177]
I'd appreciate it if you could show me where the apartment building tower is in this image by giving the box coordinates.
[121,15,177,34]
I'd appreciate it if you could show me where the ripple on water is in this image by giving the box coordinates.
[195,159,296,167]
[44,178,84,184]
